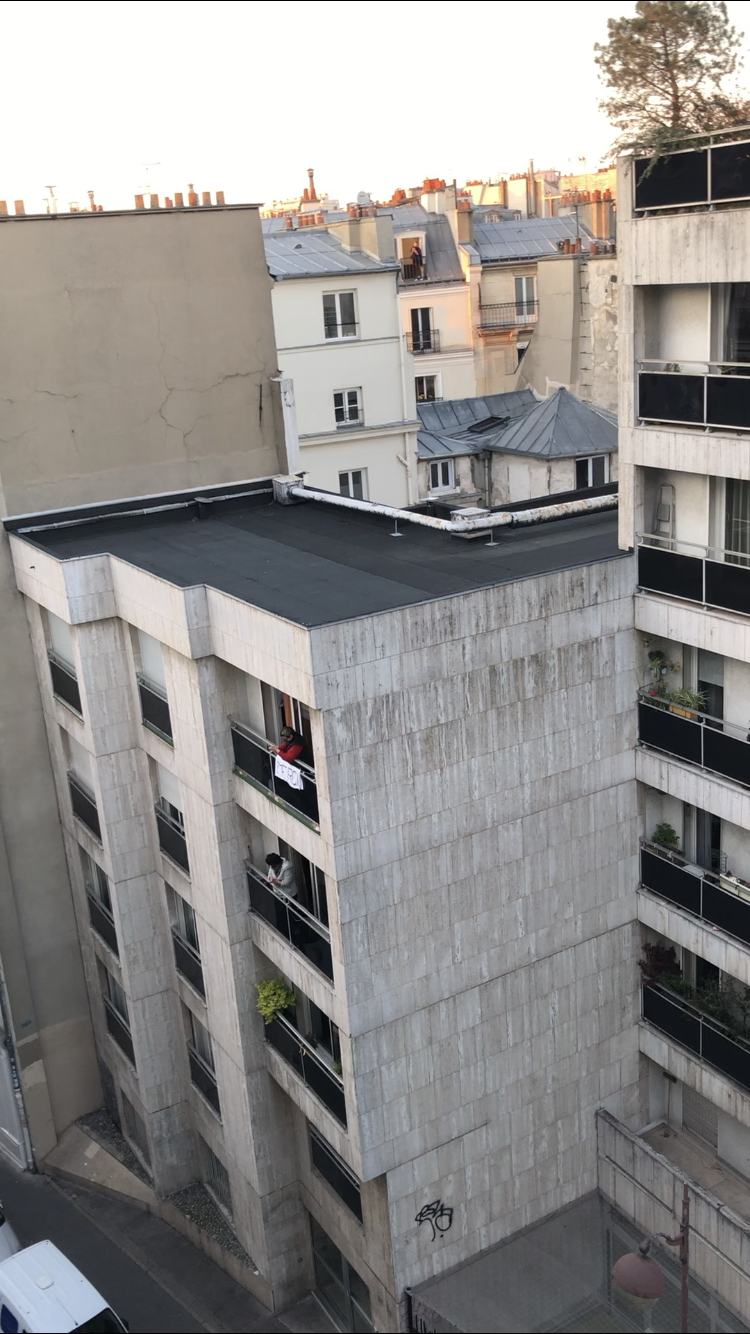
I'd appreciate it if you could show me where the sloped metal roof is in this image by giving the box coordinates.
[264,230,398,279]
[470,215,594,263]
[417,391,537,458]
[417,388,617,460]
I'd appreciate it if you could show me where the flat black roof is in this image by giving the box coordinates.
[12,490,626,628]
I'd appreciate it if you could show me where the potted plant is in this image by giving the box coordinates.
[652,822,680,853]
[638,942,681,987]
[666,687,706,720]
[255,977,296,1026]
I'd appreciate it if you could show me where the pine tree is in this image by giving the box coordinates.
[594,1,750,151]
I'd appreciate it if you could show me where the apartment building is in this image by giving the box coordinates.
[4,475,640,1328]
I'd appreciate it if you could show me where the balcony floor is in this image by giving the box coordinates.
[644,1123,750,1222]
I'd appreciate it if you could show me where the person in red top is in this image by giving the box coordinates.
[274,726,305,762]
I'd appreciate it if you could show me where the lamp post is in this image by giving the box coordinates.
[611,1183,689,1333]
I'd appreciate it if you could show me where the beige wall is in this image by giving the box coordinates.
[517,256,580,397]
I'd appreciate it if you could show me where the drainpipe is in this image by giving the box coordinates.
[397,453,414,507]
[482,451,492,507]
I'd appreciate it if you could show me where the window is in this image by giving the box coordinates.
[514,274,535,317]
[188,1010,215,1071]
[105,969,128,1022]
[575,455,609,489]
[338,469,368,501]
[309,1126,362,1222]
[323,292,357,340]
[102,968,134,1062]
[311,1217,373,1333]
[334,389,363,428]
[174,893,199,953]
[121,1093,151,1167]
[429,459,455,492]
[136,630,172,742]
[171,889,204,995]
[410,307,433,351]
[81,849,112,915]
[199,1136,232,1216]
[416,375,439,403]
[186,1008,220,1113]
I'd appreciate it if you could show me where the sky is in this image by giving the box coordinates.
[3,0,750,213]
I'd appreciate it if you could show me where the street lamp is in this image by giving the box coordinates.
[611,1183,690,1333]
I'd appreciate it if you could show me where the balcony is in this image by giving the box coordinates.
[638,362,750,432]
[104,999,135,1064]
[478,300,539,330]
[138,677,173,744]
[155,804,190,874]
[230,721,319,831]
[87,893,118,956]
[68,773,101,840]
[265,1014,346,1125]
[172,929,205,998]
[187,1045,221,1116]
[48,652,82,715]
[643,982,750,1094]
[637,691,750,788]
[400,262,425,283]
[246,864,333,982]
[405,330,440,354]
[634,136,750,212]
[641,843,750,947]
[637,533,750,616]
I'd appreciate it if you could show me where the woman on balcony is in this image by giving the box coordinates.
[273,726,305,763]
[265,852,298,898]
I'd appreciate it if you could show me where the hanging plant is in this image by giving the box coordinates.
[255,978,296,1026]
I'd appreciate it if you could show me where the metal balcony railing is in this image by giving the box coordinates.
[187,1045,221,1116]
[138,676,173,743]
[405,330,440,354]
[643,982,750,1094]
[104,998,134,1064]
[155,803,190,874]
[246,863,333,981]
[637,532,750,616]
[634,134,750,212]
[230,720,319,831]
[265,1013,346,1125]
[640,843,750,948]
[637,691,750,788]
[324,321,359,340]
[87,894,118,956]
[638,360,750,432]
[478,300,539,329]
[48,652,82,715]
[68,773,101,840]
[172,929,205,997]
[400,262,425,282]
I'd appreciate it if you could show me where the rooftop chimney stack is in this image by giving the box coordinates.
[187,184,198,207]
[134,194,145,210]
[174,192,184,207]
[216,190,225,205]
[150,193,159,209]
[0,202,7,216]
[14,200,24,216]
[285,215,294,229]
[202,191,212,206]
[307,168,318,203]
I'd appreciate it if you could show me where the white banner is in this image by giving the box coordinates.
[274,754,304,790]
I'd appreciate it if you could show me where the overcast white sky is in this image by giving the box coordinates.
[3,0,749,212]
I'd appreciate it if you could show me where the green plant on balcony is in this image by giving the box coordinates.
[653,822,680,852]
[255,978,296,1026]
[332,1059,343,1077]
[647,649,680,682]
[666,687,706,719]
[638,942,681,987]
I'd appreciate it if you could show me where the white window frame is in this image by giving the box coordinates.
[429,459,455,493]
[416,374,441,403]
[333,388,363,428]
[575,455,610,489]
[339,469,369,500]
[323,291,358,341]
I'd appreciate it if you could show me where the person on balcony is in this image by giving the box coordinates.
[273,726,305,763]
[265,852,298,898]
[410,241,424,280]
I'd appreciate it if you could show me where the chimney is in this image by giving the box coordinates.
[285,215,294,229]
[215,190,225,205]
[202,191,212,206]
[14,200,24,216]
[165,197,173,208]
[0,202,7,216]
[315,211,324,224]
[307,168,318,203]
[302,188,309,202]
[187,184,198,207]
[134,194,145,210]
[150,193,159,209]
[174,192,184,207]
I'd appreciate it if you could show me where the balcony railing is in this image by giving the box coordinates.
[637,361,750,432]
[643,982,750,1094]
[48,652,82,715]
[230,720,320,831]
[640,843,750,947]
[637,691,750,788]
[246,863,333,982]
[172,929,205,998]
[478,300,539,330]
[187,1045,221,1116]
[324,322,359,340]
[634,136,750,212]
[405,330,440,354]
[265,1013,346,1125]
[138,677,173,744]
[155,804,190,874]
[87,894,118,956]
[637,533,750,616]
[69,773,101,840]
[104,998,134,1064]
[400,262,425,282]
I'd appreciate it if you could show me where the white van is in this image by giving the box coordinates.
[0,1203,20,1263]
[0,1240,127,1332]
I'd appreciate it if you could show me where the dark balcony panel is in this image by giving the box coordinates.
[643,985,701,1054]
[88,894,118,956]
[640,848,701,915]
[266,1015,305,1078]
[634,150,708,209]
[248,872,290,935]
[231,725,273,789]
[104,1001,135,1064]
[310,1132,362,1221]
[292,912,334,982]
[701,882,750,947]
[303,1051,347,1126]
[69,776,101,840]
[155,809,190,874]
[188,1048,221,1116]
[703,728,750,787]
[638,372,704,426]
[710,141,750,202]
[701,1024,750,1093]
[706,373,750,431]
[138,679,172,741]
[638,545,703,603]
[172,931,205,997]
[49,656,82,714]
[705,559,750,616]
[638,700,703,765]
[247,870,334,982]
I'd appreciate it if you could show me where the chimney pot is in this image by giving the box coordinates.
[285,215,294,229]
[307,168,318,202]
[134,194,145,210]
[315,211,324,224]
[174,192,184,207]
[188,185,198,207]
[165,197,173,208]
[14,200,24,216]
[0,202,7,216]
[150,193,159,209]
[202,191,212,206]
[302,188,309,202]
[215,190,225,205]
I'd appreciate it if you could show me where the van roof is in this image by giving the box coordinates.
[0,1240,106,1331]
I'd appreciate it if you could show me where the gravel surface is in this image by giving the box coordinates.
[167,1183,253,1267]
[76,1109,152,1186]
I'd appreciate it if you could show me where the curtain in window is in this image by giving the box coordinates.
[725,478,750,564]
